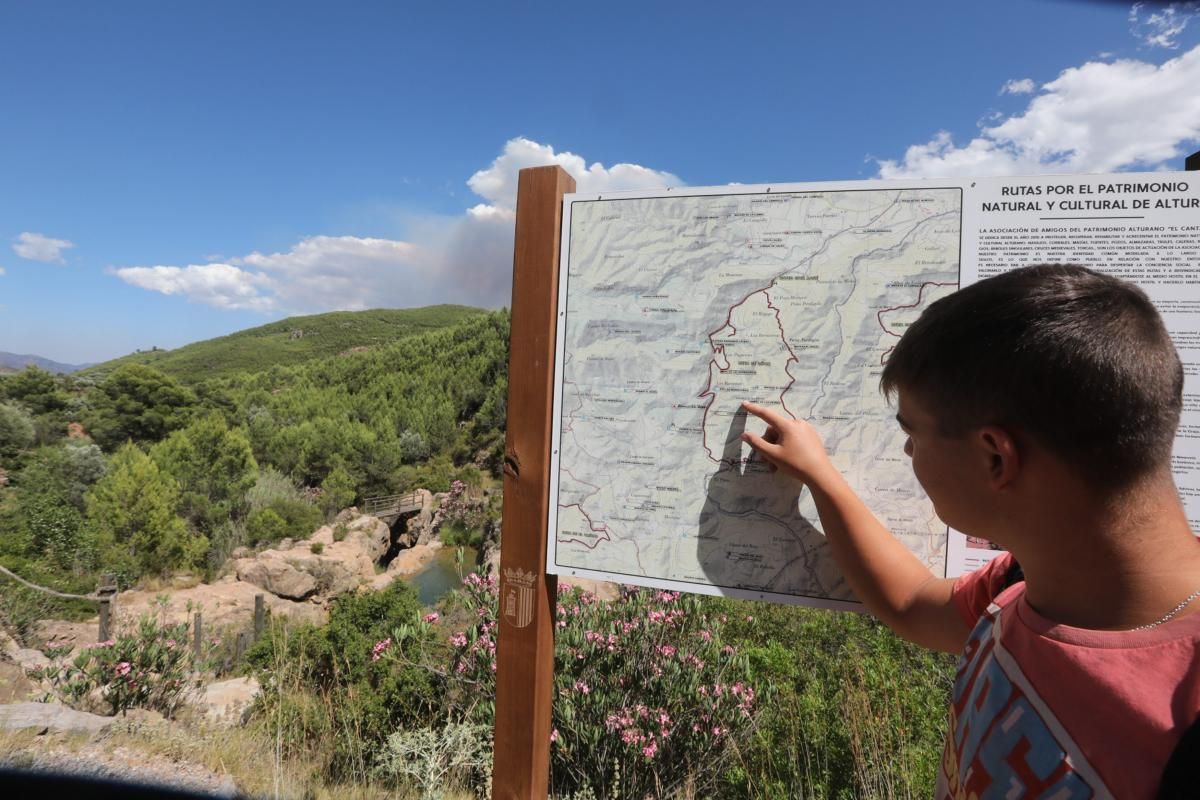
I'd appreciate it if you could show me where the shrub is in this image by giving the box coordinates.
[714,602,955,799]
[246,507,288,544]
[429,576,761,799]
[36,612,196,717]
[0,402,36,460]
[310,541,324,555]
[377,721,492,800]
[245,499,321,545]
[245,580,438,780]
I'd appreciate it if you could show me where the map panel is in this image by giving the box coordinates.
[549,186,962,605]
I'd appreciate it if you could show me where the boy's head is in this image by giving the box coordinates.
[880,264,1182,491]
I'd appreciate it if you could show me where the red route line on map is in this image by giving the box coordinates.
[763,290,799,418]
[556,503,612,549]
[876,281,958,366]
[698,283,801,465]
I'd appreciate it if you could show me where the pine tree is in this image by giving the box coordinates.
[86,443,205,579]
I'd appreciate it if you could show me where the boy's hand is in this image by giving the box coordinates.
[740,401,836,485]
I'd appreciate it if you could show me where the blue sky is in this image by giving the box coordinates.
[2,1,1199,364]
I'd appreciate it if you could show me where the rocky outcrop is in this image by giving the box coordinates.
[402,489,436,547]
[0,702,115,734]
[234,558,318,600]
[197,677,259,726]
[233,512,412,602]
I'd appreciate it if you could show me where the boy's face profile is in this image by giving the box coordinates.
[896,390,990,535]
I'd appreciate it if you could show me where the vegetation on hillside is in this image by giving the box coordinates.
[80,305,487,383]
[0,308,509,606]
[0,304,954,799]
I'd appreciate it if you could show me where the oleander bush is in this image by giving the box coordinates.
[416,574,761,799]
[35,612,197,718]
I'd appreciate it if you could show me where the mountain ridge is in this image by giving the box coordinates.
[0,351,92,374]
[78,304,488,383]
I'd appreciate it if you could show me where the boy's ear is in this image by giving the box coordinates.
[976,426,1020,489]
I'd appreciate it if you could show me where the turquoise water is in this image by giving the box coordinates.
[408,546,478,606]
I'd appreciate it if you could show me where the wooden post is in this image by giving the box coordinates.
[235,631,250,661]
[193,612,203,660]
[98,599,111,643]
[1187,150,1199,171]
[96,573,118,642]
[491,165,575,800]
[254,594,265,641]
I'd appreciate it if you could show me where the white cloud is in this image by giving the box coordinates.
[878,44,1200,178]
[0,266,6,276]
[467,136,683,210]
[1130,2,1198,49]
[113,138,683,312]
[999,78,1036,95]
[13,232,75,264]
[112,263,277,311]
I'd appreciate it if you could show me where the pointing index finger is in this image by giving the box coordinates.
[741,400,792,429]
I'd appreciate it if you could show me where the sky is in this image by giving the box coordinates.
[2,0,1199,364]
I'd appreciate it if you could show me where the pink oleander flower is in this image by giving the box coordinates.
[722,645,736,655]
[642,739,658,759]
[550,728,559,743]
[450,632,468,647]
[165,639,176,649]
[698,629,713,642]
[371,638,392,661]
[456,662,467,674]
[423,612,439,624]
[573,680,590,695]
[114,662,131,677]
[656,644,676,658]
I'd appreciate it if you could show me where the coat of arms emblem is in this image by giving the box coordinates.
[501,567,537,628]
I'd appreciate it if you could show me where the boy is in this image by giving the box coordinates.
[740,264,1200,799]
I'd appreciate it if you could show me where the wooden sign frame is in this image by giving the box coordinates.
[492,165,575,799]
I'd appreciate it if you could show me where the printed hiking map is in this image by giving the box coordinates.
[547,183,962,606]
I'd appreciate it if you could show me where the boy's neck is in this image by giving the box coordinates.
[1008,471,1200,631]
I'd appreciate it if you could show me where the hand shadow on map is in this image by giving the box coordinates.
[696,408,841,599]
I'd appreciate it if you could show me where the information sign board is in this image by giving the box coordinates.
[547,173,1200,606]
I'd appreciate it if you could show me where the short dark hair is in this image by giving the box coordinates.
[880,264,1182,490]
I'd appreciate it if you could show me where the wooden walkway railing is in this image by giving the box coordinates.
[362,491,423,518]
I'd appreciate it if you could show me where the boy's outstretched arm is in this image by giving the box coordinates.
[741,401,969,654]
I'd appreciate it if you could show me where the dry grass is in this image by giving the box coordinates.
[102,718,476,800]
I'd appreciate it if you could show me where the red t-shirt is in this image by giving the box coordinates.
[937,552,1200,799]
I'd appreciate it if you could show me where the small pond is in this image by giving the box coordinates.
[407,545,478,606]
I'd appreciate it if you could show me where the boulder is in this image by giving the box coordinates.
[235,557,318,600]
[197,677,259,726]
[347,514,391,561]
[407,489,437,546]
[0,701,114,734]
[11,648,50,674]
[283,553,364,597]
[0,661,36,704]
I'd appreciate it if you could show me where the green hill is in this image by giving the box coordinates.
[82,305,487,383]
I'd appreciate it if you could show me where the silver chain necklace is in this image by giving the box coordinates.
[1132,589,1200,631]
